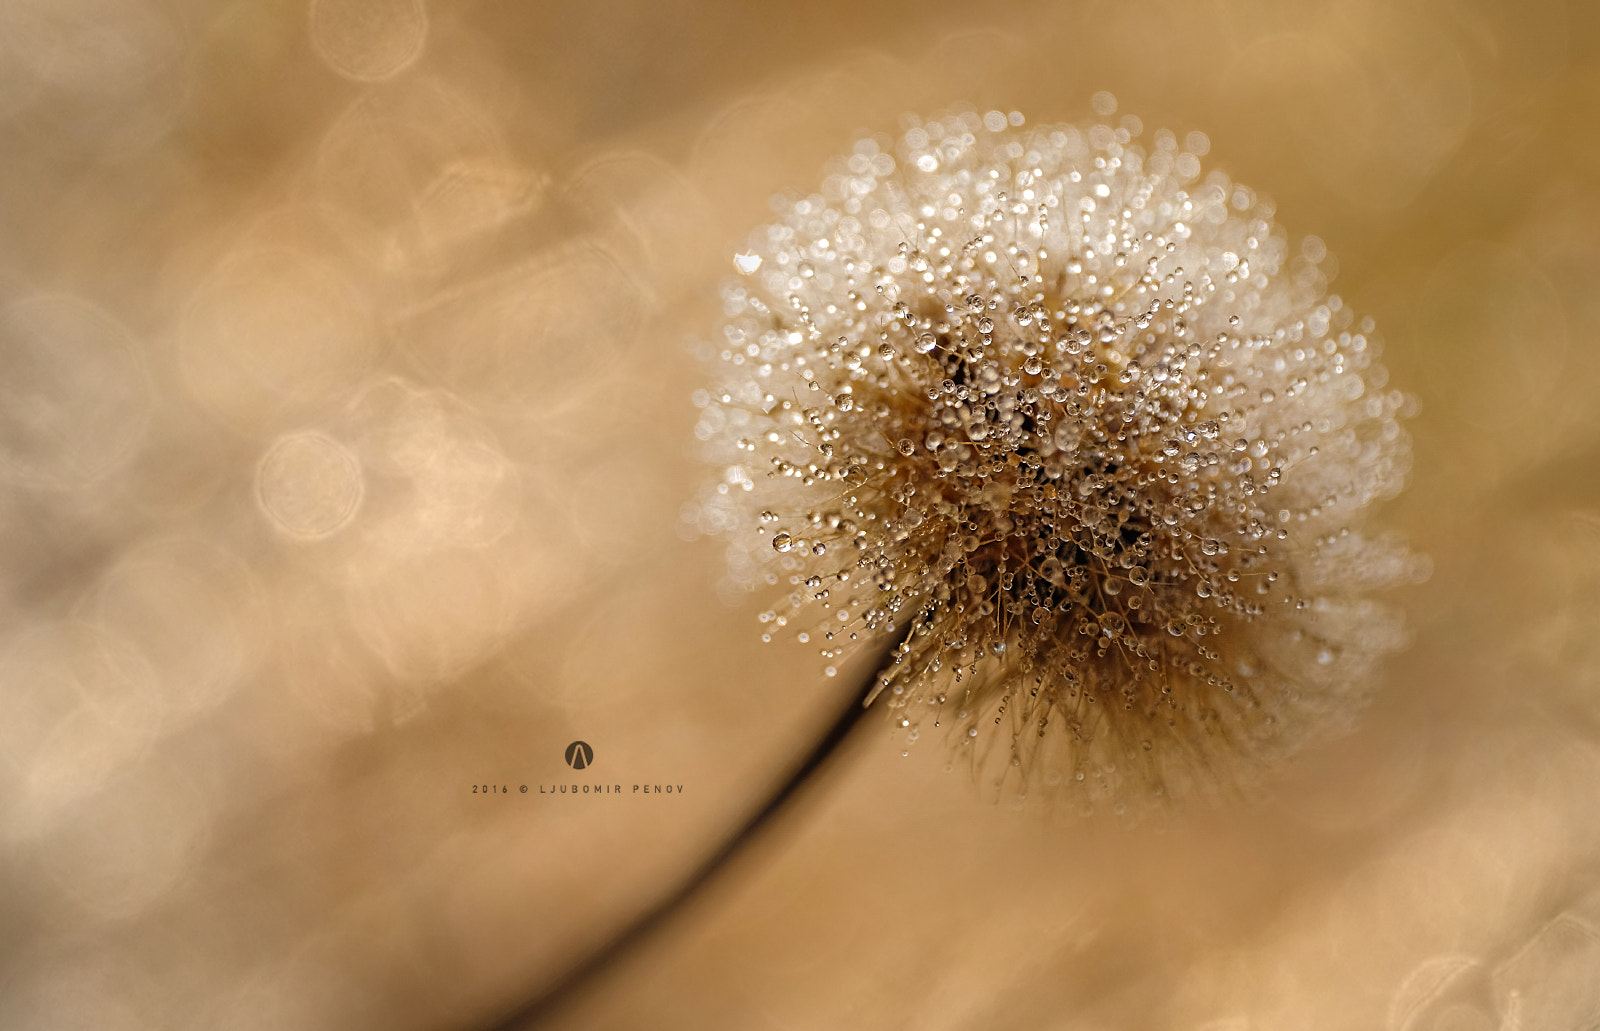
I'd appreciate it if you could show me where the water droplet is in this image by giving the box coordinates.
[772,532,793,552]
[733,252,762,274]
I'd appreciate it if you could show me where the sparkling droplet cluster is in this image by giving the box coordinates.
[690,108,1423,804]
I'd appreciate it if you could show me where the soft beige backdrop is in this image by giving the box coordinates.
[2,1,1599,1029]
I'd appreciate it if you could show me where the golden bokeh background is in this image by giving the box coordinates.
[2,1,1599,1028]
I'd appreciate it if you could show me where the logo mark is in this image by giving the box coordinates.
[565,741,594,770]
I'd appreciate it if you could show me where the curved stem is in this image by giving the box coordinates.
[480,658,886,1030]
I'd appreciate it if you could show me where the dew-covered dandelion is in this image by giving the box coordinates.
[689,103,1424,806]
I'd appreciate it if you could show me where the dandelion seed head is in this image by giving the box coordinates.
[691,107,1424,807]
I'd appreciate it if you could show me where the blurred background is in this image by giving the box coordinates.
[2,0,1600,1028]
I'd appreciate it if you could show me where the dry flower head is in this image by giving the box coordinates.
[690,101,1425,807]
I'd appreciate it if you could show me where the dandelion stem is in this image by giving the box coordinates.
[480,648,890,1030]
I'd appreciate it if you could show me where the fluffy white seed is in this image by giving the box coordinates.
[692,109,1424,807]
